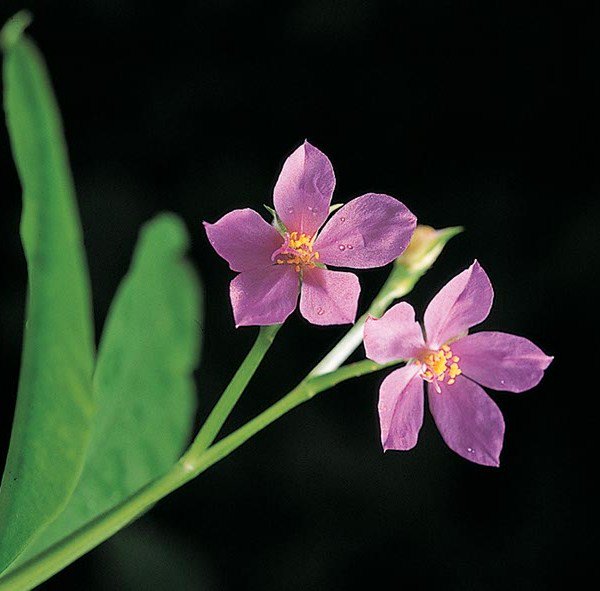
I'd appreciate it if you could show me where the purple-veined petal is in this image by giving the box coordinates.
[428,376,505,467]
[273,141,335,236]
[452,331,553,393]
[378,365,424,451]
[299,267,360,325]
[424,260,493,349]
[364,302,425,364]
[230,265,299,327]
[314,194,416,268]
[204,209,284,272]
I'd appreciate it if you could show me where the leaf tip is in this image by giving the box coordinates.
[139,212,190,256]
[0,11,33,54]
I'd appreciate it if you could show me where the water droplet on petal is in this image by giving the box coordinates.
[340,217,346,222]
[338,245,346,251]
[500,379,506,385]
[467,447,475,454]
[316,306,325,316]
[347,244,353,250]
[287,207,294,214]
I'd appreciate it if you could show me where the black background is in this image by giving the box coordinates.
[0,1,595,590]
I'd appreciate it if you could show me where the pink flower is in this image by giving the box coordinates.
[204,141,417,326]
[363,261,553,466]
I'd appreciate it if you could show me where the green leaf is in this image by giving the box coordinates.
[0,17,96,571]
[15,214,202,565]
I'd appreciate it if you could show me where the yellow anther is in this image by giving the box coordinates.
[430,354,447,376]
[448,363,462,379]
[419,344,462,388]
[275,232,320,272]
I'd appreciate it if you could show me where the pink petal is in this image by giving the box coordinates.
[273,141,335,236]
[230,265,299,327]
[452,332,553,393]
[428,376,505,467]
[314,194,417,268]
[424,260,493,349]
[204,209,284,272]
[378,365,424,451]
[299,267,360,325]
[364,302,426,364]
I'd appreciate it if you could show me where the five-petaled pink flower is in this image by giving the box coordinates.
[363,261,553,466]
[204,141,417,326]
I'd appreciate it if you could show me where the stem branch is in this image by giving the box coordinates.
[0,360,389,591]
[0,226,461,590]
[193,324,281,452]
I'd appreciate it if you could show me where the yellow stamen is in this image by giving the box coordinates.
[275,232,320,272]
[418,344,462,389]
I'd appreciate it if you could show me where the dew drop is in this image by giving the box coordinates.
[500,379,506,385]
[287,207,294,214]
[316,306,325,316]
[338,244,346,251]
[340,217,346,222]
[467,447,475,454]
[347,244,353,250]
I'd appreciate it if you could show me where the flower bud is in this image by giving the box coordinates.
[396,225,463,273]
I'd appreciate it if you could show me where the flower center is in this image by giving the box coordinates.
[273,232,320,272]
[416,345,462,392]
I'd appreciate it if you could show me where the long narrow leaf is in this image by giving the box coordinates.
[0,14,95,572]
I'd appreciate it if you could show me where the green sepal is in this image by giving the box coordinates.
[263,204,288,235]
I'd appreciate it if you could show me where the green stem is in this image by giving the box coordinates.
[193,324,281,452]
[1,227,462,589]
[309,225,463,377]
[184,359,388,466]
[309,264,420,377]
[0,360,390,591]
